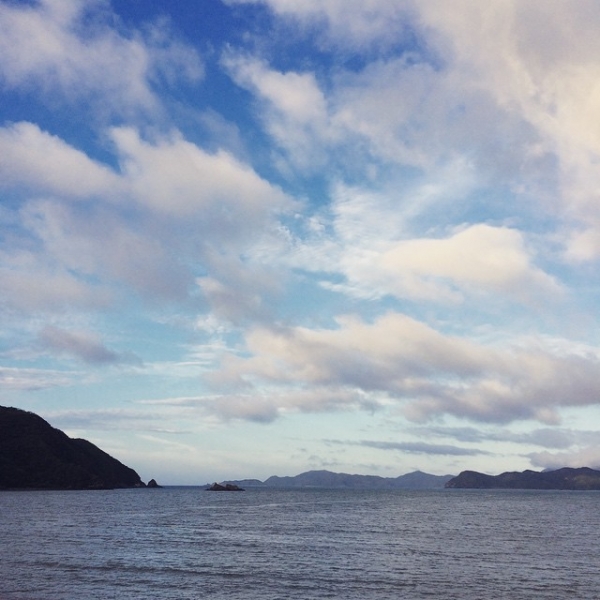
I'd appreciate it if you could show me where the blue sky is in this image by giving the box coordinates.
[2,0,600,484]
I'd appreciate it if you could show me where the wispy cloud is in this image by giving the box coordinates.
[0,366,78,391]
[357,439,489,457]
[37,325,140,366]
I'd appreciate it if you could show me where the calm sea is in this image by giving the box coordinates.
[1,487,599,599]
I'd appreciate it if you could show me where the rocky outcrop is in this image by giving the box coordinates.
[207,482,244,491]
[445,467,600,490]
[0,406,146,490]
[147,479,162,488]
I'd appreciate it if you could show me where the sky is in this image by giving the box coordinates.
[2,0,600,485]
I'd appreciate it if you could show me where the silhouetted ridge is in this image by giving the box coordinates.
[230,469,453,489]
[0,406,145,490]
[445,467,600,490]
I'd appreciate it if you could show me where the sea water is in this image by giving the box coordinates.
[1,487,599,599]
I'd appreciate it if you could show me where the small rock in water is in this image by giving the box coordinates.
[207,482,244,491]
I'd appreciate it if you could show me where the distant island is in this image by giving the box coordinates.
[222,469,454,490]
[0,406,150,490]
[445,467,600,490]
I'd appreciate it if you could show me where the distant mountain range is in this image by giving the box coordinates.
[226,467,600,491]
[0,406,147,490]
[6,405,599,492]
[226,469,454,490]
[445,467,600,490]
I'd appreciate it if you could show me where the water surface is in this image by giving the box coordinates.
[1,487,598,599]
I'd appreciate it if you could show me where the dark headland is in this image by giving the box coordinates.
[445,467,600,490]
[0,406,150,490]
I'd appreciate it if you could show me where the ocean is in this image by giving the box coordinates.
[1,487,598,599]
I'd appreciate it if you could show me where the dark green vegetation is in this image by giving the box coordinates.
[446,467,600,490]
[0,406,145,490]
[225,469,453,489]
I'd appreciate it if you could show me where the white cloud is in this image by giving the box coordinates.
[18,199,191,302]
[0,250,114,313]
[378,224,562,304]
[229,0,600,261]
[0,0,202,116]
[223,53,331,170]
[224,55,327,123]
[197,272,272,324]
[208,312,600,425]
[236,313,498,387]
[112,127,291,223]
[0,122,295,314]
[225,0,411,50]
[412,1,600,258]
[286,181,559,306]
[0,122,121,198]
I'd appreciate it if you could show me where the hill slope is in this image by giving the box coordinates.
[445,467,600,490]
[0,406,145,490]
